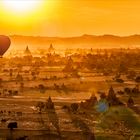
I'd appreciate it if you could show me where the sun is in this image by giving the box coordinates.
[3,0,41,14]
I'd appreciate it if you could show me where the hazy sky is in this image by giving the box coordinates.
[0,0,140,37]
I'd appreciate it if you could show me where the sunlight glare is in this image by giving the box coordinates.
[3,0,41,13]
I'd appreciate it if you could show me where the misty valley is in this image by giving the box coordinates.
[0,46,139,140]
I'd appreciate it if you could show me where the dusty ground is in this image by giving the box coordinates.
[0,68,140,140]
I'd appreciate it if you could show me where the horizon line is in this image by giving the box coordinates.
[8,34,140,38]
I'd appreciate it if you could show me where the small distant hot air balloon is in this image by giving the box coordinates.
[0,35,11,57]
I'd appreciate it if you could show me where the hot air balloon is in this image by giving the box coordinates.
[0,35,11,57]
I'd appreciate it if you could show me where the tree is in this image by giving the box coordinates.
[100,92,107,99]
[132,85,139,94]
[115,78,124,83]
[36,102,45,112]
[135,76,140,83]
[118,62,128,73]
[127,96,134,107]
[38,84,46,93]
[0,78,3,87]
[9,69,13,78]
[8,122,17,130]
[71,103,79,112]
[124,87,131,95]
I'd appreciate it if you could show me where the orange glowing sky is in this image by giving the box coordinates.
[0,0,140,37]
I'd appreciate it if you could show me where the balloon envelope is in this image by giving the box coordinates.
[0,35,11,56]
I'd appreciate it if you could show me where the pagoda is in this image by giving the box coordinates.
[24,46,32,57]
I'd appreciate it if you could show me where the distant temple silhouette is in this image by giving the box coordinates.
[24,46,32,57]
[23,46,32,64]
[48,44,55,54]
[24,46,31,55]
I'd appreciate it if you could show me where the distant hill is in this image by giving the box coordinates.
[9,34,140,51]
